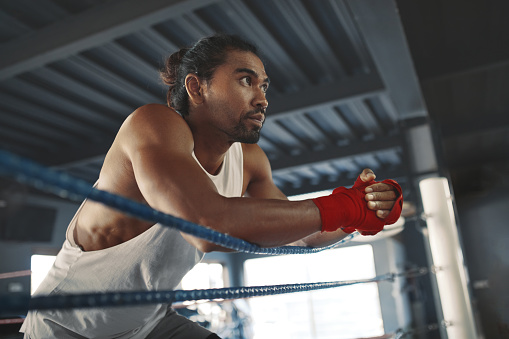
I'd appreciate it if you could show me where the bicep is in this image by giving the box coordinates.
[132,148,232,252]
[246,177,287,200]
[243,144,288,200]
[132,149,217,214]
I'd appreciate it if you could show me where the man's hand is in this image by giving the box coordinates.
[311,168,403,235]
[359,168,399,219]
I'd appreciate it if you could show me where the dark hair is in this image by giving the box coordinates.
[160,34,259,116]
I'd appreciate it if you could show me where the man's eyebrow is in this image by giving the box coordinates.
[234,68,270,84]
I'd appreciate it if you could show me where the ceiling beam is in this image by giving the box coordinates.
[346,0,427,119]
[446,150,509,171]
[51,76,386,167]
[222,0,310,85]
[439,113,509,138]
[421,58,509,85]
[280,167,408,197]
[266,73,385,119]
[270,134,404,172]
[0,0,217,80]
[37,136,114,167]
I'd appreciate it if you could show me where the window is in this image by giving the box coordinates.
[244,245,384,339]
[288,190,333,201]
[180,262,225,290]
[178,263,236,336]
[30,254,56,295]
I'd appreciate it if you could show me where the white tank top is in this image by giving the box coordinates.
[192,142,243,198]
[21,142,244,338]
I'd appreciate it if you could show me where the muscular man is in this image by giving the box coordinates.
[21,34,402,338]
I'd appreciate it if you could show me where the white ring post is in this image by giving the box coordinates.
[419,177,478,339]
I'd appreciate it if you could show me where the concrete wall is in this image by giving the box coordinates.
[457,185,509,339]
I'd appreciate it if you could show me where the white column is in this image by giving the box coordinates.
[419,177,478,339]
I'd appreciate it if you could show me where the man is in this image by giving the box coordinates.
[21,34,402,338]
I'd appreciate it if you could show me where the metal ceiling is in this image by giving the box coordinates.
[0,0,483,207]
[1,2,508,336]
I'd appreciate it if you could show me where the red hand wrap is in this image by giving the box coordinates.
[311,176,403,236]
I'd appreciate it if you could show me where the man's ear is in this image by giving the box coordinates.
[185,74,204,105]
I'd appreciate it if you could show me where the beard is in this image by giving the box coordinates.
[207,96,265,144]
[230,113,264,144]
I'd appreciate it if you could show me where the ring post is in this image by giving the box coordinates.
[420,177,478,339]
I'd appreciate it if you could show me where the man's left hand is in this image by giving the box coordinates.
[358,168,400,220]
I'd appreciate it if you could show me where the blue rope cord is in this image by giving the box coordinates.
[0,150,427,332]
[0,150,356,254]
[0,273,394,314]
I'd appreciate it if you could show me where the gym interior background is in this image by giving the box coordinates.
[0,0,508,338]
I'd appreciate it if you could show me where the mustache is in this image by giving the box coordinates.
[246,106,266,115]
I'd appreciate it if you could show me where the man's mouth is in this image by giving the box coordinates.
[247,113,265,127]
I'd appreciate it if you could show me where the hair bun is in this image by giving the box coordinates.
[160,47,190,88]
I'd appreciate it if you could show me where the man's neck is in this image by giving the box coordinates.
[185,107,235,175]
[191,129,233,176]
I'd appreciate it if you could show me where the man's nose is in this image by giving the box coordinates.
[253,91,268,111]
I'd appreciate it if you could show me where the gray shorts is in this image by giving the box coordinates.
[22,307,218,339]
[146,307,218,339]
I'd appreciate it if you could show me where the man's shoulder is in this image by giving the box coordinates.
[241,143,271,172]
[123,104,187,132]
[241,143,264,161]
[240,143,263,155]
[118,104,192,149]
[130,103,182,121]
[137,103,175,112]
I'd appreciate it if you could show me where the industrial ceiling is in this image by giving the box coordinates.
[1,0,508,210]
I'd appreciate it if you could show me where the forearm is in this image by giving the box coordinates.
[197,197,322,249]
[134,158,321,251]
[189,197,346,252]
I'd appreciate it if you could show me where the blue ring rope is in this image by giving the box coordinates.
[0,149,406,316]
[0,273,394,314]
[0,149,355,254]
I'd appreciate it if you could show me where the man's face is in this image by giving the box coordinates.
[202,50,269,144]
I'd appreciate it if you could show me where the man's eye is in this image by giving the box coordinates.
[261,84,269,93]
[241,77,251,86]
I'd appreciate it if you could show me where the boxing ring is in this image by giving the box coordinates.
[0,150,436,338]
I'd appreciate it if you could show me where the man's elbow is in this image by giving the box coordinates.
[192,239,230,253]
[181,233,218,253]
[286,239,311,247]
[197,241,217,253]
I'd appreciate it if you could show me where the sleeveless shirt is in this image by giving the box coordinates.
[21,142,244,338]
